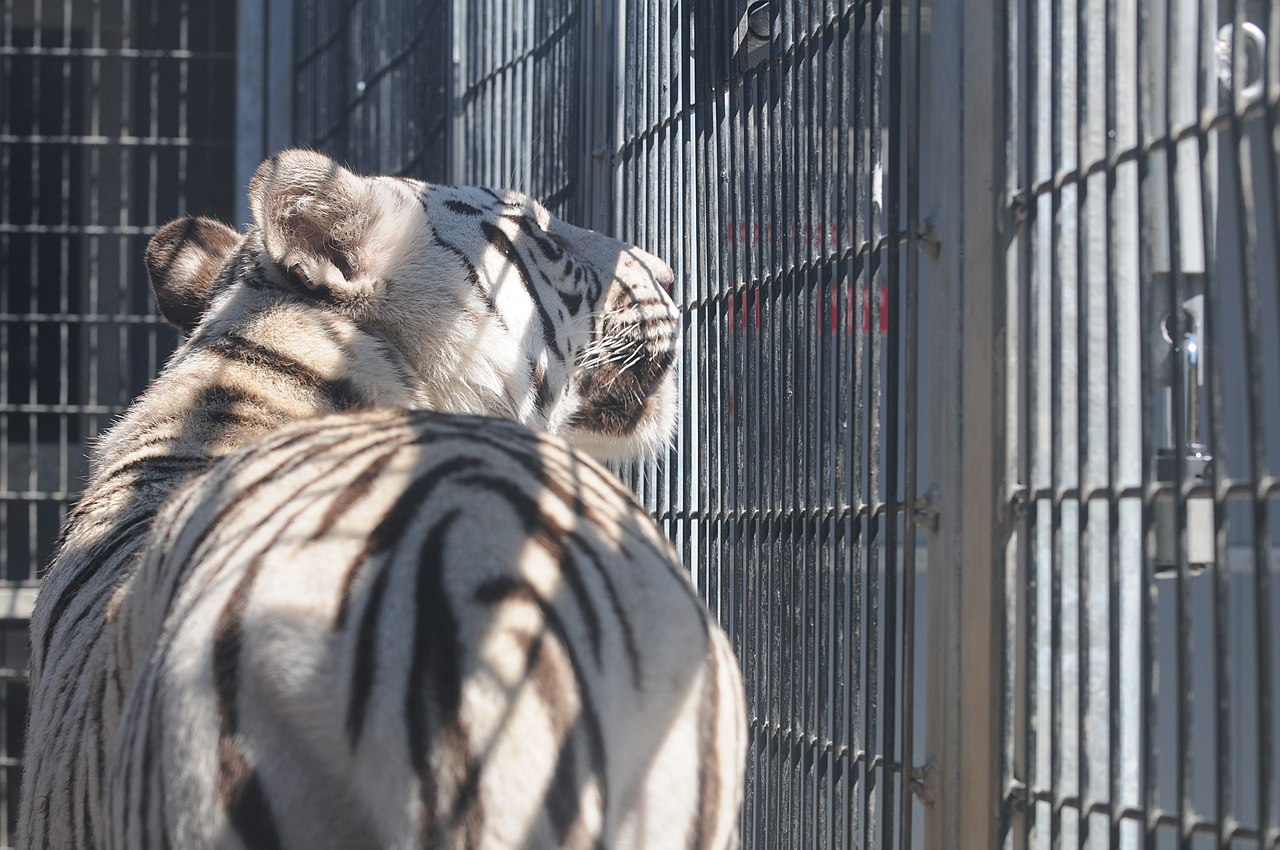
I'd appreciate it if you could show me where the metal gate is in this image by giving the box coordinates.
[991,0,1280,847]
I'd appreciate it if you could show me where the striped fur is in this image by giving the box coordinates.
[20,150,745,849]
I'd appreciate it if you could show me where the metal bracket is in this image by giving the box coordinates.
[914,484,942,534]
[910,761,938,807]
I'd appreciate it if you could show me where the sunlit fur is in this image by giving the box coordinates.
[19,150,742,850]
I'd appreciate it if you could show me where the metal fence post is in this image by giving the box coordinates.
[922,1,1008,848]
[236,0,293,228]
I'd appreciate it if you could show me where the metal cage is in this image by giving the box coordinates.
[2,1,1278,849]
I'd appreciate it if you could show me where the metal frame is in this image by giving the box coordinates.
[921,2,1007,847]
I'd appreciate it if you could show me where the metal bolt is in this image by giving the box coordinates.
[915,220,942,259]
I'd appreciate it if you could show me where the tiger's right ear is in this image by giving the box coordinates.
[247,149,385,303]
[145,216,242,334]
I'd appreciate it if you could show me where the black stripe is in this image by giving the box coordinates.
[341,456,484,748]
[557,289,584,315]
[429,226,510,331]
[500,212,564,261]
[211,572,285,846]
[479,221,565,360]
[223,766,284,850]
[406,510,465,843]
[38,512,151,670]
[199,385,257,429]
[344,551,394,748]
[444,459,645,686]
[308,445,403,543]
[691,640,722,850]
[546,733,584,845]
[335,455,484,629]
[444,199,484,217]
[473,576,609,801]
[414,512,465,720]
[204,334,363,409]
[530,359,553,414]
[569,543,644,689]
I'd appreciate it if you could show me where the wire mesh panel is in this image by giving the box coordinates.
[293,0,450,179]
[0,0,236,590]
[611,3,928,848]
[0,0,236,846]
[449,0,589,220]
[999,0,1280,846]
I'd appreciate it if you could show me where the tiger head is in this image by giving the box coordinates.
[145,149,680,461]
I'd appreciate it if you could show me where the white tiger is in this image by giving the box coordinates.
[19,149,746,850]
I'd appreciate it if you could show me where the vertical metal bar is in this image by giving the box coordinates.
[865,1,883,844]
[1158,3,1195,846]
[829,3,845,846]
[26,0,42,574]
[1132,0,1159,844]
[1190,1,1230,847]
[0,0,11,588]
[759,6,778,842]
[851,2,869,843]
[1223,0,1278,839]
[1048,0,1067,842]
[882,0,903,844]
[236,0,265,227]
[57,0,72,543]
[922,0,1007,847]
[1005,0,1033,841]
[266,0,294,158]
[898,0,922,844]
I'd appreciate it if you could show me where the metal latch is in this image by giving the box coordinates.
[1149,272,1214,575]
[735,1,774,71]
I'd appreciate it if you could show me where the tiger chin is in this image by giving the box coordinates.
[18,149,743,850]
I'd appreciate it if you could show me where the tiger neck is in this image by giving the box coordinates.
[67,291,415,552]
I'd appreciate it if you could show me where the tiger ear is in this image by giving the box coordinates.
[248,149,382,301]
[145,216,241,334]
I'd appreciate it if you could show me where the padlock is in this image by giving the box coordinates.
[1149,274,1215,576]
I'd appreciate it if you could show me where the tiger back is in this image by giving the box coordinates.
[19,150,745,850]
